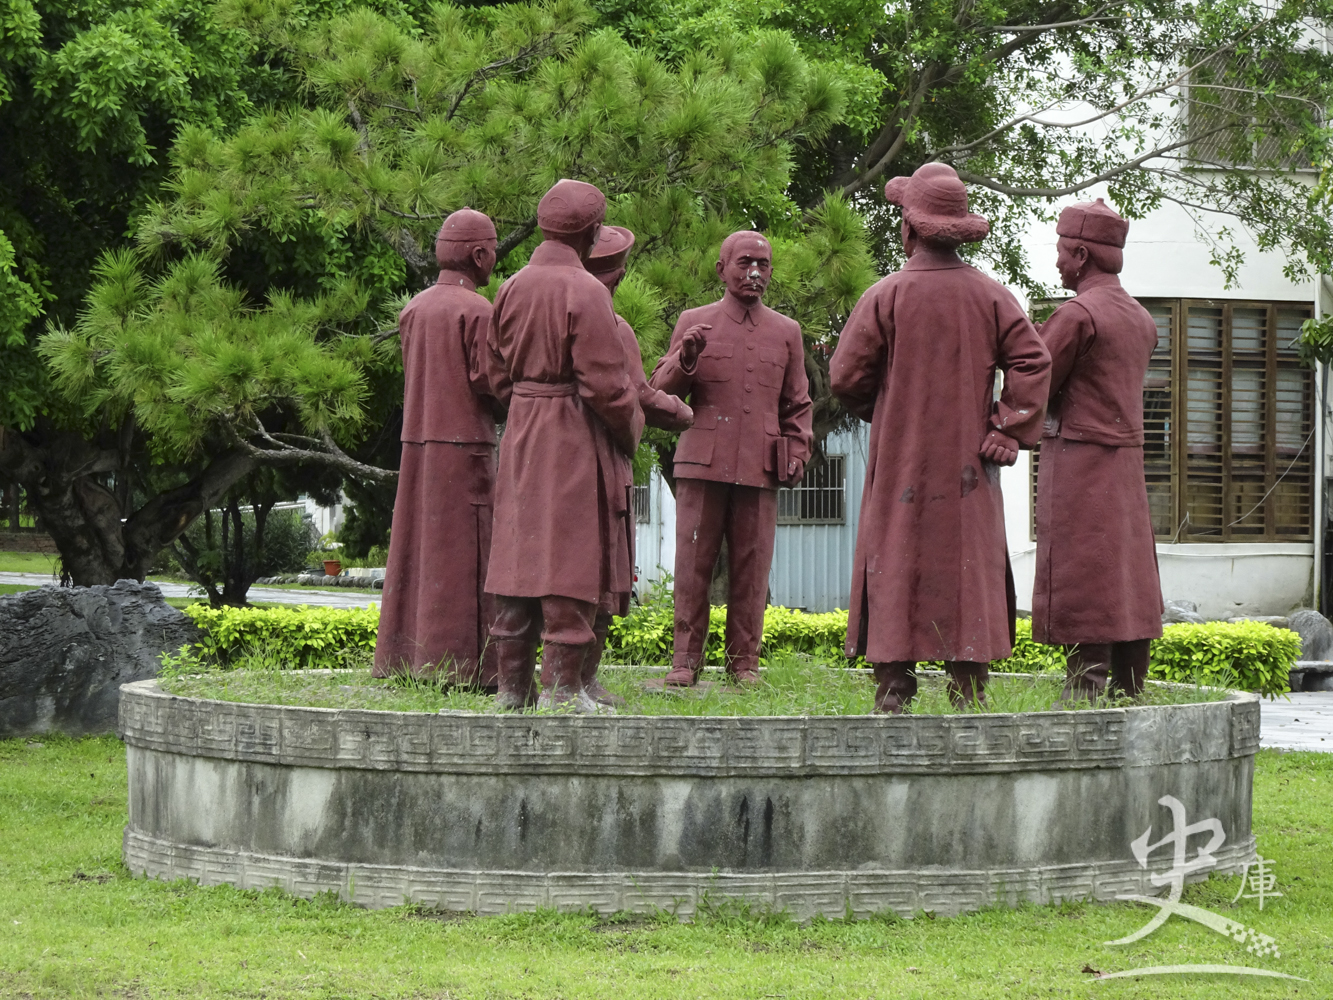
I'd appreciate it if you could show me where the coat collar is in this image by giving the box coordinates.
[435,269,477,291]
[903,247,969,271]
[528,240,585,267]
[720,291,766,328]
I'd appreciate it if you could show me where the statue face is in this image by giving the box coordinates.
[717,237,772,303]
[1055,237,1088,290]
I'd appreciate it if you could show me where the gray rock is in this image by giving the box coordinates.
[0,580,202,738]
[1286,609,1333,661]
[1163,598,1206,624]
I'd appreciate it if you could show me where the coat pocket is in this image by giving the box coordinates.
[757,347,785,388]
[675,407,718,465]
[696,342,734,381]
[763,413,781,471]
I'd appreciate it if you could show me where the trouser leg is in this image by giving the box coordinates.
[872,662,918,714]
[945,661,988,709]
[1060,643,1112,706]
[1109,638,1151,698]
[489,595,541,710]
[723,485,778,683]
[535,595,600,713]
[667,479,727,685]
[582,602,625,707]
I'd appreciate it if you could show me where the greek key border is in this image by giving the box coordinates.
[118,681,1258,776]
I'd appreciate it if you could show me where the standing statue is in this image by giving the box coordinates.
[829,163,1051,713]
[374,208,508,685]
[581,225,694,706]
[1032,199,1163,703]
[485,180,644,713]
[649,231,813,686]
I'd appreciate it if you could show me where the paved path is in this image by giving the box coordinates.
[0,572,380,610]
[1259,691,1333,753]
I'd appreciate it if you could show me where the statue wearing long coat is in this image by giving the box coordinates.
[830,249,1051,663]
[374,269,508,679]
[1031,271,1164,643]
[484,241,644,605]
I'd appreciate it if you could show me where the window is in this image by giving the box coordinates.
[1032,299,1315,542]
[778,455,846,524]
[632,483,651,523]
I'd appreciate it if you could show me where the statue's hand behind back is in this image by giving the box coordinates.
[979,430,1020,466]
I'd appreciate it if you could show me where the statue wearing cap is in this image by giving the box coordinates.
[577,225,693,707]
[1033,198,1163,704]
[648,230,814,687]
[485,179,645,713]
[373,207,510,686]
[830,162,1052,713]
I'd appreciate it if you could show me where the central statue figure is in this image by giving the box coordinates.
[650,231,814,686]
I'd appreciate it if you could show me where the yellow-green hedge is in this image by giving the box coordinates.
[178,602,1297,695]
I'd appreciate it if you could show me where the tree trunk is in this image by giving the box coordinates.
[0,420,257,586]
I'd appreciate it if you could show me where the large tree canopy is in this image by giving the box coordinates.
[10,0,1333,589]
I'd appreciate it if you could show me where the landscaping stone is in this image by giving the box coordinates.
[1162,598,1206,624]
[1286,609,1333,660]
[0,580,201,738]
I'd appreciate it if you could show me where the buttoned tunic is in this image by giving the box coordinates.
[830,249,1051,663]
[650,294,813,488]
[375,270,508,678]
[1031,271,1163,644]
[485,241,644,605]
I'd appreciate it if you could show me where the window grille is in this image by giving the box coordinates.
[1031,298,1314,543]
[632,483,651,523]
[777,455,846,524]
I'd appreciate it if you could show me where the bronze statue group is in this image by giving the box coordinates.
[372,165,1164,715]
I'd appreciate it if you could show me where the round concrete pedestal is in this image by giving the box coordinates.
[119,679,1258,919]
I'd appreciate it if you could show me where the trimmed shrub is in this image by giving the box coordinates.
[175,601,1295,696]
[181,603,379,668]
[1149,619,1298,696]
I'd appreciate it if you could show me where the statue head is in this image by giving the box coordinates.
[884,163,989,255]
[584,225,635,293]
[1055,198,1128,289]
[435,207,497,285]
[537,179,607,260]
[716,230,772,305]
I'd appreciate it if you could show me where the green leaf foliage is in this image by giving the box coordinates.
[179,601,1296,696]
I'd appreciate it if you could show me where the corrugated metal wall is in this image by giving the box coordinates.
[635,425,870,612]
[766,426,868,611]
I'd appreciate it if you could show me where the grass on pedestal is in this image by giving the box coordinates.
[159,649,1235,716]
[0,735,1329,999]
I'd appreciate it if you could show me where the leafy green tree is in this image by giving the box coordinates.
[596,0,1333,289]
[0,0,430,586]
[45,0,877,568]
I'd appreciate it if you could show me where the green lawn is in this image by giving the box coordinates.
[0,550,59,575]
[0,737,1329,998]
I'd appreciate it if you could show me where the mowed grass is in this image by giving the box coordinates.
[0,549,59,575]
[161,651,1235,716]
[0,737,1329,998]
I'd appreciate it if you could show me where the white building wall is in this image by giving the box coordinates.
[1008,190,1324,617]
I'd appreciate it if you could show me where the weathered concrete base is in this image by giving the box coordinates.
[122,827,1255,919]
[120,680,1259,919]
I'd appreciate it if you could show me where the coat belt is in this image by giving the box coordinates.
[512,380,578,398]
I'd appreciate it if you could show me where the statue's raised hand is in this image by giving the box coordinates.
[680,324,711,367]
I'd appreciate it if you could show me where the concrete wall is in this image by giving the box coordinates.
[121,680,1258,919]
